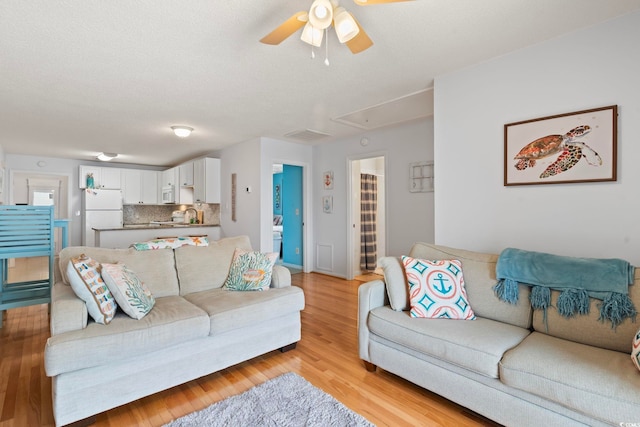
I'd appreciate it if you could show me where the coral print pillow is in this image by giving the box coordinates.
[401,256,476,320]
[67,255,117,324]
[101,262,155,320]
[224,249,278,291]
[632,328,640,372]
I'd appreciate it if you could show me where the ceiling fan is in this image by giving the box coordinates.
[260,0,414,56]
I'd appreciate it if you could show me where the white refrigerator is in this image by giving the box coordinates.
[82,189,123,246]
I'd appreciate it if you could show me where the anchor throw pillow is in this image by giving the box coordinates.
[401,256,476,320]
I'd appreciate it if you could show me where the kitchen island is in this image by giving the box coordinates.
[93,224,221,248]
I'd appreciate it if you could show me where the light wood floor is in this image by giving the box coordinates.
[0,268,500,427]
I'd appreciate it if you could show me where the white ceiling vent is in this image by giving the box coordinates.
[284,129,332,142]
[332,89,434,130]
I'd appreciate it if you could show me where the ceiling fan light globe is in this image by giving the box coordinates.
[301,22,323,47]
[334,7,359,43]
[308,0,334,29]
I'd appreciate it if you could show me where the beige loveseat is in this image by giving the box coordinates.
[45,235,305,427]
[358,243,640,426]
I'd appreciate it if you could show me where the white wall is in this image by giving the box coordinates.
[434,10,640,264]
[217,137,313,258]
[312,118,434,278]
[218,138,262,247]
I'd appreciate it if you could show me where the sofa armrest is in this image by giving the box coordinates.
[270,265,292,288]
[358,279,389,361]
[50,282,87,336]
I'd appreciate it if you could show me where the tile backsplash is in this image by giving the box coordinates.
[123,204,220,225]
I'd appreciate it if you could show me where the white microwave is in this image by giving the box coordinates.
[161,186,175,204]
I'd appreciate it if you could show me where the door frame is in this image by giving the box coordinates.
[346,152,387,280]
[271,160,310,273]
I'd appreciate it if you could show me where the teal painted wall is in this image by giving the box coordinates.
[282,165,303,266]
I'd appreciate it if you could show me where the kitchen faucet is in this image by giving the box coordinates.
[185,207,198,224]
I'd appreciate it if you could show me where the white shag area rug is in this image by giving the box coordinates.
[164,372,375,427]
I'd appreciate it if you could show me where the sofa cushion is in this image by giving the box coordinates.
[44,296,209,376]
[67,255,117,324]
[402,256,475,320]
[184,287,305,335]
[500,332,640,424]
[405,243,533,329]
[379,256,409,311]
[367,306,530,378]
[175,235,253,295]
[101,262,155,320]
[59,246,179,297]
[223,249,278,291]
[532,268,640,353]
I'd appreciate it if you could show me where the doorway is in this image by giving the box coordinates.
[272,164,304,271]
[347,156,386,280]
[10,171,70,257]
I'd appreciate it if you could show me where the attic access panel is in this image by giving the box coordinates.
[332,89,433,130]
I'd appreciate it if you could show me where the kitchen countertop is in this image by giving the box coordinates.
[93,223,220,231]
[92,223,222,248]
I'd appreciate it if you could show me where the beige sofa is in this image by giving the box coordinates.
[358,243,640,426]
[44,235,305,427]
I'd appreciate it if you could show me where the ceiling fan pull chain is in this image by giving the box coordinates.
[324,28,330,66]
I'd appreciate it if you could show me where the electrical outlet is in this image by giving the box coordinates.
[295,248,300,254]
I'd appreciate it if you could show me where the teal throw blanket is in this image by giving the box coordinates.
[494,248,636,328]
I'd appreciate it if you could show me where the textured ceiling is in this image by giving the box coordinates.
[1,0,640,166]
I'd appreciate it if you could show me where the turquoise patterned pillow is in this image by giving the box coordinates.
[224,249,278,291]
[101,262,155,319]
[402,256,476,320]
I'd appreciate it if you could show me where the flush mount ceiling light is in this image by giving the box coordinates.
[97,152,118,161]
[260,0,414,63]
[171,126,194,138]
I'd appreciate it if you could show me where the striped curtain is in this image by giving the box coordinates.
[360,174,377,272]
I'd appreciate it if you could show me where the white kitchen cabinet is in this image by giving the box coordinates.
[179,162,194,187]
[193,158,221,203]
[161,167,178,188]
[122,170,159,204]
[79,166,122,189]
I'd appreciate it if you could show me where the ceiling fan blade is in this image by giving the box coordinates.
[260,11,308,45]
[353,0,414,5]
[345,18,373,54]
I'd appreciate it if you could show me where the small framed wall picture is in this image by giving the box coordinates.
[322,196,333,214]
[323,171,334,190]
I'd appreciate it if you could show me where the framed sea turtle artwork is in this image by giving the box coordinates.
[504,105,617,186]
